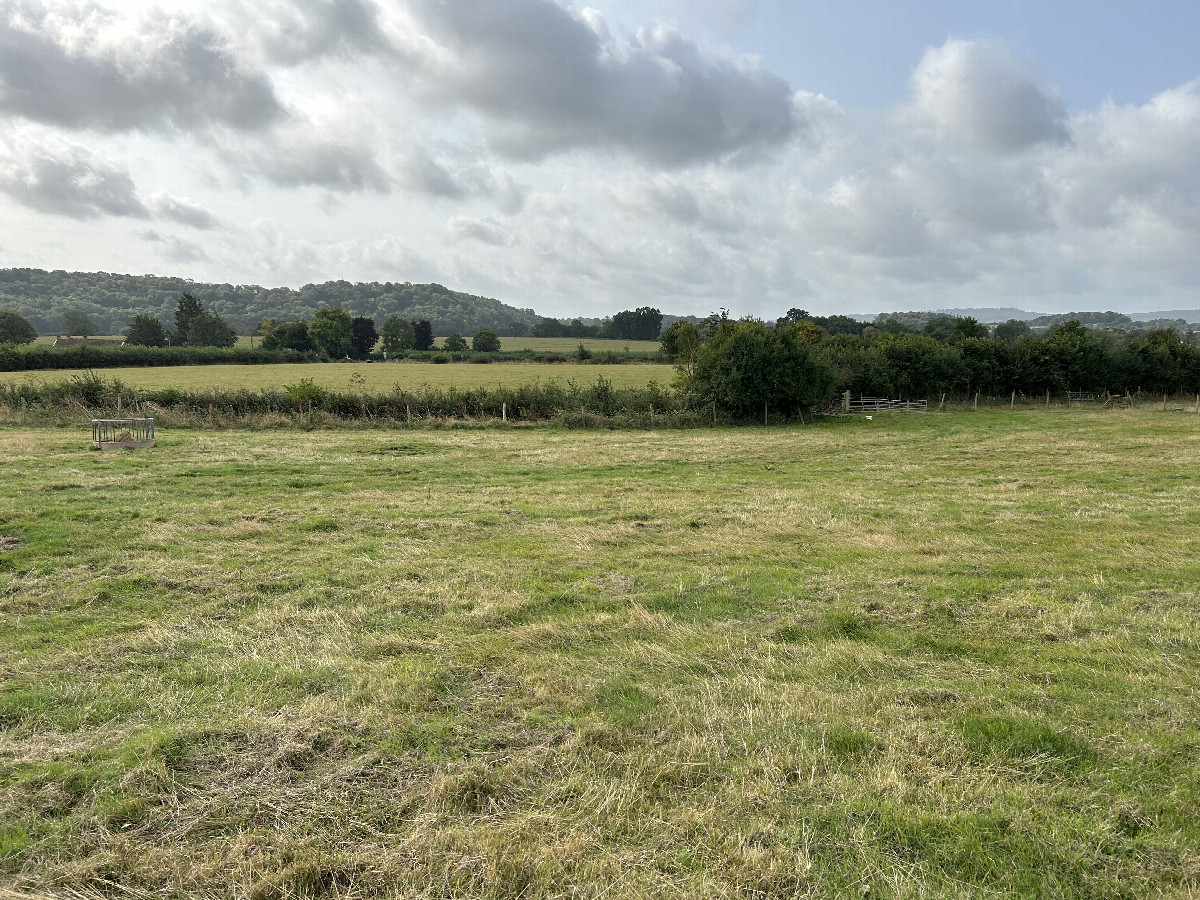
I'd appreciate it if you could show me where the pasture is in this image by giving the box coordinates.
[0,362,673,393]
[1,410,1198,897]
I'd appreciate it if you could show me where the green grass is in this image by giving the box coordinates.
[0,361,673,393]
[491,337,662,354]
[1,409,1198,897]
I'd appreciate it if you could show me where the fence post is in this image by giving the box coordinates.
[843,390,850,413]
[502,402,507,422]
[1046,388,1050,407]
[974,392,978,411]
[712,402,717,426]
[1011,391,1015,410]
[406,403,411,424]
[939,393,945,411]
[764,401,768,426]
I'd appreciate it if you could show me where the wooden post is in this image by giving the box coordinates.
[939,393,945,411]
[974,392,978,410]
[502,402,507,422]
[712,402,717,426]
[843,390,851,413]
[1011,391,1015,410]
[406,403,411,424]
[1046,388,1050,407]
[649,403,654,424]
[764,401,768,426]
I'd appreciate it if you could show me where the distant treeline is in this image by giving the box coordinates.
[0,268,541,337]
[789,317,1200,397]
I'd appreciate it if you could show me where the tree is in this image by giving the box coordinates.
[659,321,699,376]
[380,316,415,355]
[472,328,501,352]
[610,307,663,341]
[412,319,434,351]
[0,310,38,344]
[60,309,98,337]
[350,316,378,358]
[185,311,237,347]
[261,320,314,352]
[688,320,835,419]
[531,318,564,338]
[444,332,468,351]
[309,306,353,357]
[125,314,170,347]
[994,319,1032,342]
[174,293,205,344]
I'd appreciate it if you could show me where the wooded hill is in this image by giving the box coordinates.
[0,268,542,337]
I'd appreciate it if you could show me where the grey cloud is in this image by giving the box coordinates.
[0,141,149,219]
[0,3,284,133]
[141,230,210,264]
[230,139,391,192]
[448,216,512,246]
[151,193,219,230]
[403,0,798,165]
[398,148,464,198]
[908,39,1067,153]
[253,0,391,64]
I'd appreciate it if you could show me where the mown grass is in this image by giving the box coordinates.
[0,362,673,393]
[1,409,1198,898]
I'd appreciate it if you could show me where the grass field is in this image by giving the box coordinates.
[1,410,1199,897]
[0,362,673,393]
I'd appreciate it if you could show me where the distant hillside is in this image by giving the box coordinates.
[934,307,1049,323]
[0,268,542,336]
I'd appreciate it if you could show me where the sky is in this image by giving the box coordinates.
[1,0,1198,320]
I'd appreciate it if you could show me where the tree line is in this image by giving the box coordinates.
[663,311,1200,418]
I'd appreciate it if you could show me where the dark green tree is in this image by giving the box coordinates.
[185,311,237,347]
[174,293,205,344]
[688,320,835,420]
[60,309,98,337]
[380,316,415,355]
[309,306,353,357]
[531,318,564,338]
[472,328,501,352]
[444,332,468,351]
[260,320,314,352]
[125,314,169,347]
[350,316,378,358]
[0,310,38,344]
[610,307,663,341]
[993,319,1032,342]
[412,319,434,351]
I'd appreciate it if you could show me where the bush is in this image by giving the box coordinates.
[688,320,835,420]
[472,328,501,352]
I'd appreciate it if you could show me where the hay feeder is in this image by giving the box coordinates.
[92,418,155,450]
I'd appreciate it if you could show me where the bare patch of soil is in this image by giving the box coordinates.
[0,536,23,551]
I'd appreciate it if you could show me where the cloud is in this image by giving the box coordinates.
[251,0,391,64]
[0,2,284,133]
[400,0,798,165]
[906,39,1068,153]
[448,215,511,246]
[397,147,463,198]
[150,193,218,229]
[0,136,149,219]
[141,229,210,263]
[224,136,392,192]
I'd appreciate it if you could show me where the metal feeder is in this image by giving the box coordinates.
[92,418,155,450]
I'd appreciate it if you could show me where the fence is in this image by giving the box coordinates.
[842,394,928,413]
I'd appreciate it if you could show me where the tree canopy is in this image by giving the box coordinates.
[125,314,169,347]
[309,307,353,358]
[0,310,37,344]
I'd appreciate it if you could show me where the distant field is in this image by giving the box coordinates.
[491,336,662,353]
[1,410,1198,896]
[0,361,674,392]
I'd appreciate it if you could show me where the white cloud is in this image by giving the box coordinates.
[905,39,1068,153]
[0,131,148,219]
